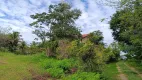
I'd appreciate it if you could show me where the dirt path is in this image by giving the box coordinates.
[124,63,142,78]
[116,63,128,80]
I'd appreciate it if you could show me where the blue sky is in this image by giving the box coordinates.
[0,0,116,45]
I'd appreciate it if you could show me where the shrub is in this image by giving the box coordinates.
[67,40,81,57]
[39,57,77,78]
[63,72,100,80]
[46,68,64,78]
[78,41,106,72]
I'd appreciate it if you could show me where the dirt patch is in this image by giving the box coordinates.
[124,63,142,78]
[116,63,128,80]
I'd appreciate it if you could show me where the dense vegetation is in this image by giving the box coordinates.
[110,0,142,60]
[0,0,142,80]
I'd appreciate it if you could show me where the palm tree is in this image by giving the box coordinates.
[8,32,21,52]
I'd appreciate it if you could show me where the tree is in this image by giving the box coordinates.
[106,42,120,62]
[0,27,11,50]
[88,30,104,45]
[8,32,21,52]
[110,0,142,59]
[30,3,81,42]
[30,3,82,57]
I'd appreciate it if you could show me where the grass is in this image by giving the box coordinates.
[0,52,45,80]
[102,62,119,80]
[127,59,142,73]
[117,61,142,80]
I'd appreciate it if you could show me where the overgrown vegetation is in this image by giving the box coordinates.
[1,0,142,80]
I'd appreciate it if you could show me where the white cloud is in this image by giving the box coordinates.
[0,0,116,45]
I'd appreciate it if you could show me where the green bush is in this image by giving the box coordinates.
[39,57,77,78]
[67,40,81,57]
[46,67,64,78]
[78,41,105,72]
[63,72,100,80]
[40,58,76,69]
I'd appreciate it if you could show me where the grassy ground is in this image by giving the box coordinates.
[117,61,142,80]
[127,60,142,73]
[102,63,119,80]
[0,52,45,80]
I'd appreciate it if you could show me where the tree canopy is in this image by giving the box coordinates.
[110,0,142,59]
[30,3,81,42]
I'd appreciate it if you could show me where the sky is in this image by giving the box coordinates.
[0,0,116,45]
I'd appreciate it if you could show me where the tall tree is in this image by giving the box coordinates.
[30,3,81,42]
[110,0,142,59]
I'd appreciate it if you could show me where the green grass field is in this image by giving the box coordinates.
[0,52,45,80]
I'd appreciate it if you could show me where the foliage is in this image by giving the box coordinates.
[40,57,77,78]
[63,72,100,80]
[88,30,104,45]
[30,3,82,57]
[110,0,142,59]
[78,40,106,72]
[0,27,11,50]
[67,40,81,57]
[40,58,76,69]
[8,32,21,52]
[104,42,120,62]
[19,41,27,54]
[30,3,81,41]
[46,68,64,78]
